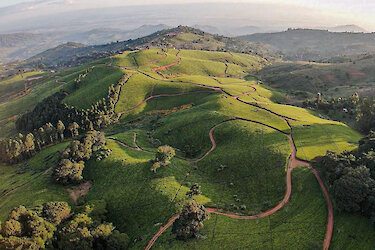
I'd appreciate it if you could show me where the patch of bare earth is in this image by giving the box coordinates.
[67,181,92,204]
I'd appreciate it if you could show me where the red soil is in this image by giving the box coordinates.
[144,214,180,250]
[152,51,181,72]
[347,68,365,76]
[144,118,333,250]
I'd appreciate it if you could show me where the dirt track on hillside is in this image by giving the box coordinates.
[108,52,333,250]
[142,101,333,250]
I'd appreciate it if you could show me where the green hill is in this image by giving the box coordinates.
[0,48,374,249]
[22,26,276,70]
[238,29,375,61]
[257,54,375,102]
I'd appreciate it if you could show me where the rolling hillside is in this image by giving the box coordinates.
[257,53,375,102]
[21,26,276,70]
[238,29,375,61]
[1,47,373,249]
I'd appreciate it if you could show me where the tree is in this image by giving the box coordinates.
[172,200,209,240]
[38,127,46,146]
[54,159,84,184]
[68,122,80,138]
[154,145,175,165]
[24,133,35,156]
[0,205,56,249]
[44,123,56,143]
[56,120,65,141]
[42,202,71,225]
[332,166,375,213]
[1,219,22,237]
[186,184,201,198]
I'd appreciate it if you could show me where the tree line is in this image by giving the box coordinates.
[0,74,127,164]
[312,132,375,223]
[303,92,375,134]
[0,200,129,249]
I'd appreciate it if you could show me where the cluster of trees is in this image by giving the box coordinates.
[303,92,359,116]
[54,130,110,185]
[0,120,74,164]
[356,98,375,134]
[74,67,94,89]
[1,74,127,165]
[312,132,375,223]
[150,145,176,172]
[302,92,375,134]
[0,200,129,249]
[172,184,209,240]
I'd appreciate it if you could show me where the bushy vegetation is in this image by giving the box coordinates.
[54,130,110,185]
[0,201,129,249]
[1,72,127,164]
[172,200,210,240]
[150,145,176,172]
[303,91,375,134]
[312,132,375,223]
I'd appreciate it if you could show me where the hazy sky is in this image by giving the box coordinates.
[1,0,374,32]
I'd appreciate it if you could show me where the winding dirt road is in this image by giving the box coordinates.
[143,112,333,250]
[152,50,181,73]
[108,53,333,250]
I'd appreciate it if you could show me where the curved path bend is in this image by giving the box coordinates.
[152,50,181,73]
[144,118,333,250]
[109,53,332,250]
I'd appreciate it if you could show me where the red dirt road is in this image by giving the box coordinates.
[152,50,181,72]
[113,65,333,250]
[145,214,180,250]
[144,119,333,250]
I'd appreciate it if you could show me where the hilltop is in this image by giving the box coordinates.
[22,26,277,69]
[238,28,375,61]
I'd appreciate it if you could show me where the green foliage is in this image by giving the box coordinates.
[42,202,71,225]
[172,200,209,240]
[54,130,108,184]
[0,205,56,249]
[53,159,85,185]
[186,184,201,198]
[155,145,175,165]
[312,133,375,221]
[0,202,129,250]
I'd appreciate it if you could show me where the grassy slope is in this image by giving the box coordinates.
[63,66,124,109]
[0,142,71,221]
[0,48,373,249]
[258,55,375,101]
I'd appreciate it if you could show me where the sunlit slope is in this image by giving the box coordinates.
[0,48,371,249]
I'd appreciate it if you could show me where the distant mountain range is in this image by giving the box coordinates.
[237,28,375,61]
[0,24,171,64]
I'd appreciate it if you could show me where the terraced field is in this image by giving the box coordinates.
[1,48,374,249]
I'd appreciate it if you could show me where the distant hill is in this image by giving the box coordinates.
[24,26,278,69]
[327,25,368,33]
[0,33,43,47]
[257,53,375,102]
[0,24,170,64]
[237,28,375,61]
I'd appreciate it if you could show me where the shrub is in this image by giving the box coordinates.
[172,200,209,240]
[155,145,175,165]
